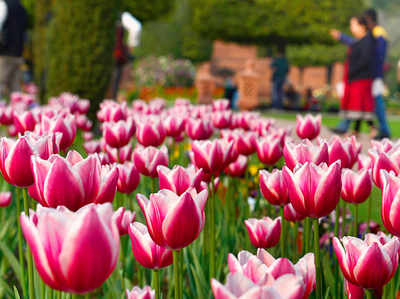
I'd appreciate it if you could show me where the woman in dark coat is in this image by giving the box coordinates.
[341,15,376,135]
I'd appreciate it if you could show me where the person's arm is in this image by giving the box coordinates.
[348,38,373,79]
[339,33,355,46]
[0,1,7,31]
[376,36,387,76]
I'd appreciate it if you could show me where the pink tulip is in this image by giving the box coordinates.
[259,169,289,206]
[126,286,155,299]
[97,101,127,122]
[284,203,306,222]
[136,117,166,147]
[106,143,132,164]
[0,136,35,186]
[117,162,140,194]
[345,281,364,299]
[381,171,400,236]
[283,140,329,170]
[341,169,372,204]
[0,106,14,125]
[83,140,102,154]
[211,272,305,299]
[137,188,208,250]
[132,146,168,178]
[357,154,372,171]
[115,207,136,235]
[13,110,38,133]
[20,203,120,294]
[25,132,62,160]
[333,234,400,291]
[296,114,321,140]
[212,99,230,111]
[222,130,257,156]
[163,115,185,138]
[371,138,394,153]
[0,191,12,207]
[102,119,135,148]
[325,136,360,169]
[244,217,281,249]
[75,115,92,132]
[228,249,315,298]
[40,114,77,151]
[369,149,400,188]
[255,136,282,166]
[225,155,247,177]
[212,111,232,129]
[186,118,214,140]
[128,222,173,269]
[157,165,203,195]
[28,151,118,211]
[83,132,94,142]
[191,139,234,176]
[282,161,341,218]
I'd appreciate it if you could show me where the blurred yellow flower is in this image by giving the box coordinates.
[249,165,258,176]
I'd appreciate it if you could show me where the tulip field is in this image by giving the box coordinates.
[0,93,400,299]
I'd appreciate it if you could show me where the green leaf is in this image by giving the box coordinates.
[0,240,21,285]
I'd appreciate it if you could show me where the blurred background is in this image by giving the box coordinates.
[5,0,400,116]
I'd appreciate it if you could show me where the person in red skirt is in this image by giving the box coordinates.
[340,15,377,136]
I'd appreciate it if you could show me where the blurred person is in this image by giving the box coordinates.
[330,9,390,139]
[284,82,300,110]
[270,45,289,109]
[304,88,320,112]
[0,0,28,99]
[111,18,130,100]
[338,15,376,136]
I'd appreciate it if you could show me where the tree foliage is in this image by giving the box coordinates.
[287,44,347,67]
[122,0,174,23]
[46,0,118,115]
[191,0,365,45]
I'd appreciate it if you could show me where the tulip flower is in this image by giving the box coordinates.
[0,106,14,125]
[75,115,92,132]
[83,132,94,142]
[283,161,341,218]
[333,234,400,291]
[341,169,372,204]
[259,169,289,206]
[132,146,169,178]
[255,136,282,166]
[371,138,394,153]
[0,191,12,207]
[128,222,173,269]
[211,272,305,299]
[358,154,372,170]
[212,99,230,111]
[126,286,155,299]
[186,118,214,140]
[284,203,306,222]
[163,115,185,138]
[225,155,247,177]
[369,149,400,188]
[115,207,136,235]
[222,130,257,156]
[136,117,166,147]
[97,101,127,122]
[212,111,232,129]
[39,114,77,151]
[191,139,234,176]
[28,151,118,211]
[137,188,208,250]
[244,217,281,249]
[324,136,360,169]
[106,143,132,164]
[228,249,315,298]
[380,171,400,236]
[117,162,140,194]
[84,140,102,154]
[283,140,329,170]
[345,281,364,299]
[25,132,62,160]
[20,203,120,294]
[13,110,38,133]
[102,119,135,148]
[157,165,203,195]
[296,114,321,140]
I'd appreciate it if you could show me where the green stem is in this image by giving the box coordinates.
[367,196,372,233]
[15,188,27,296]
[23,188,34,299]
[353,204,359,237]
[152,270,160,299]
[313,218,322,299]
[280,206,285,257]
[294,222,299,260]
[71,294,78,299]
[173,251,182,299]
[304,217,311,253]
[334,204,340,237]
[342,202,347,236]
[334,204,340,298]
[209,176,216,280]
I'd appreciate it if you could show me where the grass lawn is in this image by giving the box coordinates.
[262,111,400,138]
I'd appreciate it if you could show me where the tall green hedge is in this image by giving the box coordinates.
[46,0,119,116]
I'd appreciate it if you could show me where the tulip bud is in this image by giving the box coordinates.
[259,169,289,206]
[341,169,372,204]
[296,114,321,140]
[244,217,281,249]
